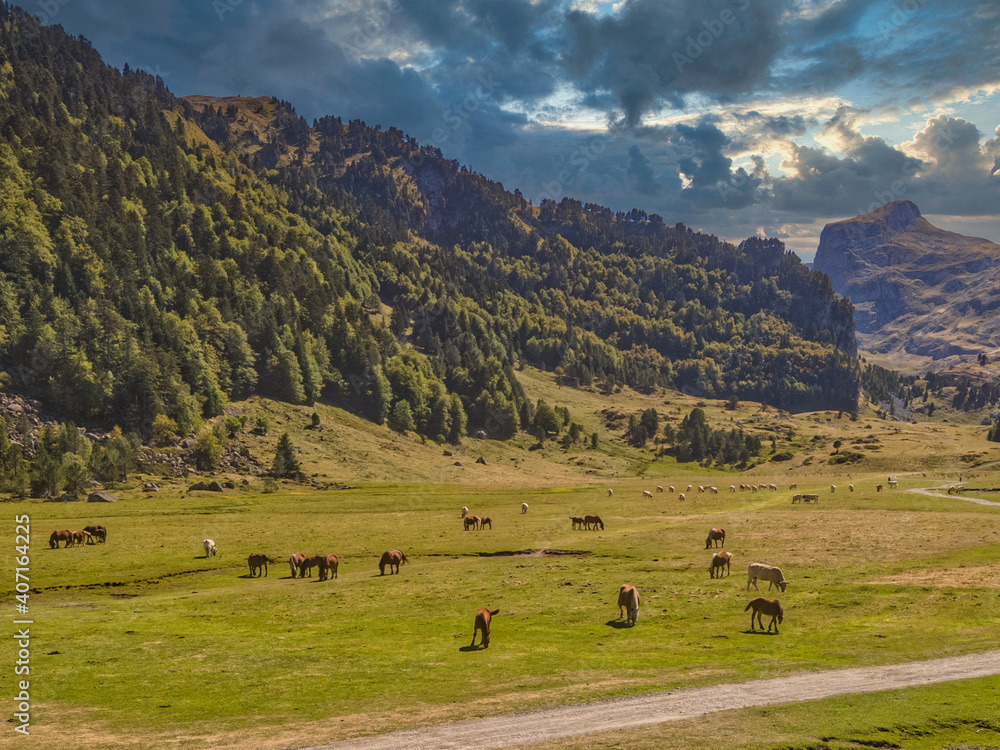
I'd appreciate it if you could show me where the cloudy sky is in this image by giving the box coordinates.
[42,0,1000,258]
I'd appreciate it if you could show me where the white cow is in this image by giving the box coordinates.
[656,485,664,493]
[642,490,653,498]
[668,485,675,493]
[888,480,898,489]
[461,506,469,518]
[729,485,736,492]
[608,488,614,497]
[830,484,836,493]
[678,493,686,501]
[746,563,788,592]
[849,484,854,492]
[709,486,719,494]
[686,484,693,491]
[203,539,218,557]
[521,502,528,514]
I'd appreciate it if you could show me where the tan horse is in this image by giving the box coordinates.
[479,517,492,530]
[49,530,72,548]
[379,550,408,575]
[617,584,640,626]
[289,552,306,578]
[710,550,733,578]
[70,530,91,547]
[320,554,340,580]
[705,527,726,548]
[248,554,278,577]
[745,597,783,633]
[470,607,499,648]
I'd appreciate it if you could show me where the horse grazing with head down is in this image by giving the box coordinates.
[49,530,72,548]
[470,607,499,648]
[247,553,278,577]
[203,539,218,557]
[71,530,91,547]
[289,552,306,578]
[745,597,783,633]
[84,525,106,544]
[705,527,725,548]
[584,514,604,530]
[617,584,640,626]
[379,550,408,575]
[298,555,325,578]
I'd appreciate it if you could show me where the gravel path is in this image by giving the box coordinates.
[306,650,1000,750]
[908,484,1000,507]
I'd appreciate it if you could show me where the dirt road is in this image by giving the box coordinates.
[909,484,1000,507]
[306,650,1000,750]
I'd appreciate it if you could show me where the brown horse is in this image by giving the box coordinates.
[247,553,278,577]
[617,584,640,626]
[83,525,106,544]
[479,517,492,530]
[570,516,585,529]
[745,597,783,633]
[705,527,726,549]
[70,530,91,547]
[298,555,325,578]
[320,554,340,580]
[49,530,72,548]
[464,515,480,531]
[584,514,604,530]
[710,550,733,578]
[470,607,500,648]
[379,549,408,575]
[289,552,306,578]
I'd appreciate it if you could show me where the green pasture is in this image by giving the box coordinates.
[4,477,1000,748]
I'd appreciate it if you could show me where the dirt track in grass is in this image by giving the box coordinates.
[307,650,1000,750]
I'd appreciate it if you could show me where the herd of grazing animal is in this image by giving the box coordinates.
[49,526,106,548]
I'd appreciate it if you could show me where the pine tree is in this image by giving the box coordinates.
[272,433,300,478]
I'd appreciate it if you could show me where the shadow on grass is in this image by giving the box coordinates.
[605,619,634,629]
[742,629,780,636]
[459,644,486,652]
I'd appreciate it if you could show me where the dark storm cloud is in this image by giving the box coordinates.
[626,145,660,195]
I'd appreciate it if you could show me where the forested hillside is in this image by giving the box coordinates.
[0,5,859,443]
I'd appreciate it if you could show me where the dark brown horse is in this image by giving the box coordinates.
[320,554,340,580]
[298,555,325,578]
[49,530,72,548]
[84,525,106,544]
[247,553,278,577]
[479,517,492,530]
[464,515,480,531]
[379,549,408,575]
[470,607,499,648]
[705,527,725,548]
[745,597,783,633]
[584,514,604,530]
[570,516,585,529]
[289,552,306,578]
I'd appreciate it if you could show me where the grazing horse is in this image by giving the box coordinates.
[71,530,91,546]
[470,607,499,648]
[479,517,492,530]
[84,525,106,544]
[247,553,278,577]
[570,516,585,530]
[289,552,306,578]
[49,530,72,549]
[320,554,340,580]
[464,515,480,531]
[379,550,408,575]
[705,527,726,549]
[203,539,218,557]
[298,555,325,578]
[745,597,783,633]
[710,550,733,578]
[617,584,640,626]
[521,502,528,514]
[584,514,604,530]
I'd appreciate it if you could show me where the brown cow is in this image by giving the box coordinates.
[320,554,340,580]
[617,584,640,626]
[745,597,783,633]
[705,527,726,548]
[470,607,500,648]
[710,550,733,578]
[248,553,278,577]
[379,550,407,575]
[49,530,72,549]
[289,552,306,578]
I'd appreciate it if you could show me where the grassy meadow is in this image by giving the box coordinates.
[3,371,1000,749]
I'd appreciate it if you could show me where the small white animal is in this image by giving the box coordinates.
[521,502,528,514]
[203,539,218,557]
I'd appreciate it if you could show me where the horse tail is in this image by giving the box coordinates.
[744,600,754,612]
[490,609,500,616]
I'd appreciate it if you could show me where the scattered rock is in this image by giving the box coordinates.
[443,450,453,456]
[189,482,211,491]
[88,491,118,503]
[208,481,225,492]
[454,461,462,466]
[476,456,487,465]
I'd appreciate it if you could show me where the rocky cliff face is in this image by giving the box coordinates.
[813,201,1000,364]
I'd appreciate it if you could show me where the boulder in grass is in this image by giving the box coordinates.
[208,481,225,492]
[88,491,118,503]
[476,456,488,465]
[189,482,211,491]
